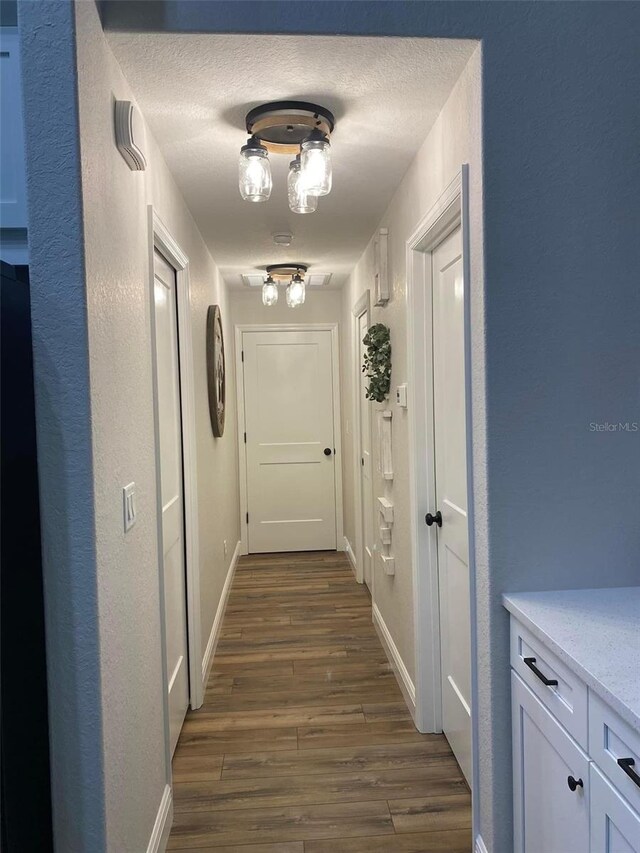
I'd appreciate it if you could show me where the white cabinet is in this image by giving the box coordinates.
[591,764,640,853]
[510,615,640,853]
[512,670,590,853]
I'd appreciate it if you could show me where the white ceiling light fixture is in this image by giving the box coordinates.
[261,274,279,306]
[239,101,335,212]
[260,264,308,309]
[238,135,272,202]
[288,155,318,214]
[286,272,306,308]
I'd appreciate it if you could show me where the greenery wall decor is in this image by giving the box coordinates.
[362,323,392,402]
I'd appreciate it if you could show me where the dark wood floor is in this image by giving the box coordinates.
[168,551,471,852]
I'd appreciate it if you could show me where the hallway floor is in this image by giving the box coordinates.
[168,551,471,851]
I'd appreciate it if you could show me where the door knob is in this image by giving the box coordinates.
[425,511,442,527]
[324,448,332,456]
[567,776,584,792]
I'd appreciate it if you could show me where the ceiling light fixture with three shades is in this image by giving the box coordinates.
[238,101,334,214]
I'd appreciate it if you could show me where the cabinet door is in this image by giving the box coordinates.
[591,763,640,853]
[512,670,590,853]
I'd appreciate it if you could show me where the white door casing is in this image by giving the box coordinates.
[152,249,189,755]
[432,224,472,784]
[356,308,374,590]
[241,328,339,553]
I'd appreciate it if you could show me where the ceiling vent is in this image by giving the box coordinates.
[307,273,332,287]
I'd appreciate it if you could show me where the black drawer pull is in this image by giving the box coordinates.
[618,757,640,788]
[523,657,558,687]
[567,775,584,792]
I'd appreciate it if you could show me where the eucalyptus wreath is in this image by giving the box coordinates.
[362,323,391,403]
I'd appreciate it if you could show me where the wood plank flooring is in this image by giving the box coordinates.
[168,551,471,852]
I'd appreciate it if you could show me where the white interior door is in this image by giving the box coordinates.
[432,226,472,784]
[153,249,189,756]
[243,329,337,553]
[357,311,374,590]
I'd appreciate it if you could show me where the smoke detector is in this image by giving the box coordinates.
[273,233,293,247]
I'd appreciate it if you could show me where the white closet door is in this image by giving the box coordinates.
[153,249,189,755]
[243,329,337,553]
[432,226,472,783]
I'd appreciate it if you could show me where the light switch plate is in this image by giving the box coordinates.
[396,384,408,408]
[123,482,136,532]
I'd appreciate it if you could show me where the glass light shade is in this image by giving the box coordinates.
[287,158,318,214]
[285,276,306,308]
[238,139,272,202]
[262,278,278,306]
[300,135,332,196]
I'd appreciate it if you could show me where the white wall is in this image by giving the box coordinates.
[341,48,482,684]
[231,288,342,327]
[24,2,240,850]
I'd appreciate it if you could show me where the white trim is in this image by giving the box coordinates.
[201,540,241,686]
[149,208,203,718]
[351,290,372,586]
[372,603,416,718]
[146,784,172,853]
[475,834,489,853]
[343,536,357,578]
[406,170,466,734]
[235,323,344,555]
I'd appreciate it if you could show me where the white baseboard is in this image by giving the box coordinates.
[343,536,357,578]
[147,784,172,853]
[201,540,241,688]
[372,602,416,719]
[475,834,489,853]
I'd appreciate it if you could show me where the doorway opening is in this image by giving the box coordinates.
[150,210,206,728]
[235,323,344,556]
[407,168,475,786]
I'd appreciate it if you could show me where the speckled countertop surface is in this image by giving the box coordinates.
[503,587,640,732]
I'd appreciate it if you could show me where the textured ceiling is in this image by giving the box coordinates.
[107,33,476,288]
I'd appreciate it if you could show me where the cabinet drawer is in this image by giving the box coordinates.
[511,617,588,748]
[590,692,640,813]
[590,763,640,853]
[512,670,590,853]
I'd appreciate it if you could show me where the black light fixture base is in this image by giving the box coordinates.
[246,101,335,154]
[266,263,308,281]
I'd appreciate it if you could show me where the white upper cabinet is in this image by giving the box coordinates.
[1,29,28,229]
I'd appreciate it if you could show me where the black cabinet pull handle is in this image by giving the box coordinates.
[567,776,584,792]
[618,757,640,788]
[523,657,558,687]
[425,511,442,527]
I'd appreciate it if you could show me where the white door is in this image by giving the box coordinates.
[590,764,640,853]
[512,671,590,853]
[243,329,337,553]
[153,249,189,755]
[431,226,472,783]
[357,311,374,590]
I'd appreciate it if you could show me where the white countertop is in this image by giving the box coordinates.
[503,587,640,732]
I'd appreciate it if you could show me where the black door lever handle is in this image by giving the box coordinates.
[425,511,442,527]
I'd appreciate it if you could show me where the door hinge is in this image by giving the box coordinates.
[246,512,249,524]
[241,350,244,362]
[244,432,247,443]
